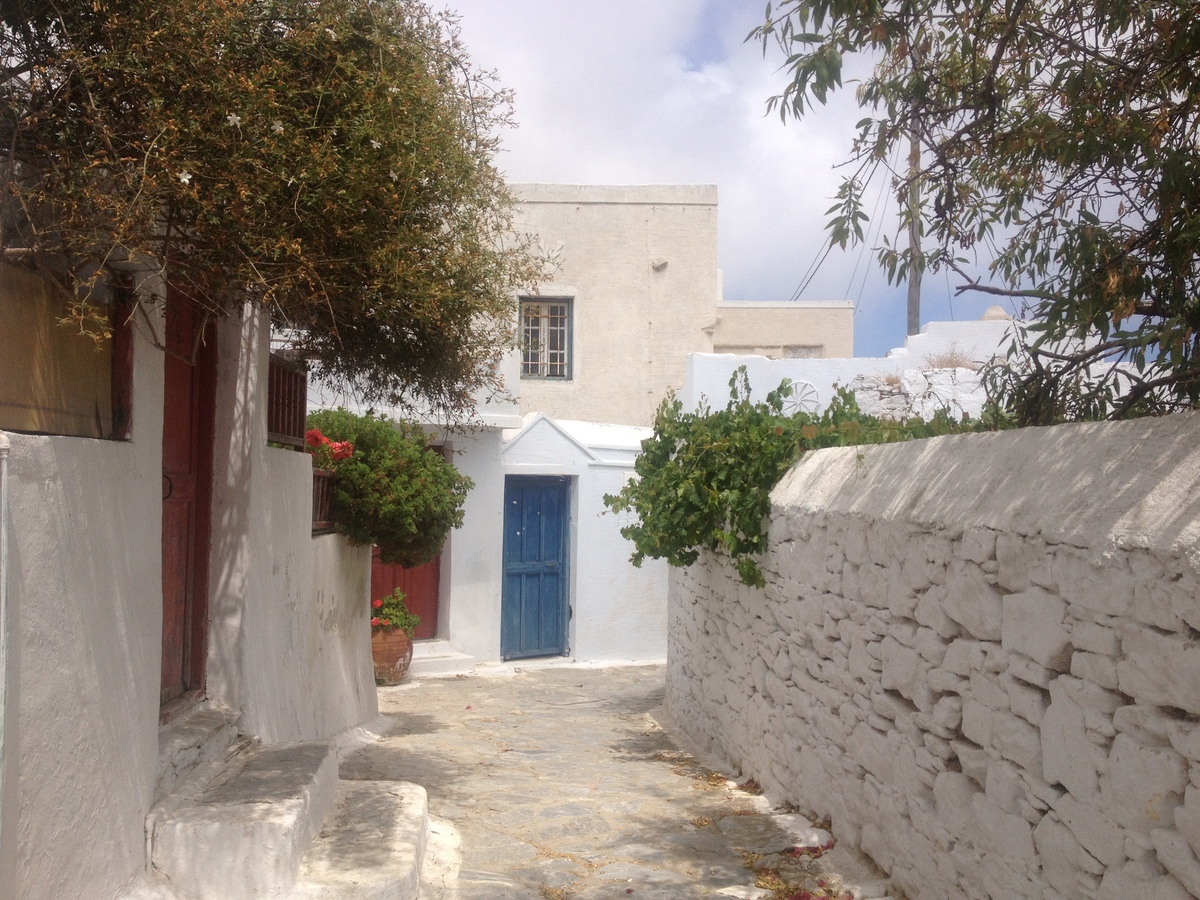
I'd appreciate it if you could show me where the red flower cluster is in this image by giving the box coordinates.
[370,588,419,636]
[305,428,353,466]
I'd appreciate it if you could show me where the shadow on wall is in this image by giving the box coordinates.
[672,411,1200,899]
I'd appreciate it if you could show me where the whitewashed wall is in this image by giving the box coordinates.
[668,413,1200,900]
[436,427,507,663]
[2,303,375,900]
[506,418,668,663]
[2,304,165,900]
[207,309,376,744]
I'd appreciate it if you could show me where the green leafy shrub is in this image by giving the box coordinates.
[604,368,997,587]
[307,409,472,566]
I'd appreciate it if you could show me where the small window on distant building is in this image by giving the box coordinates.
[520,298,571,379]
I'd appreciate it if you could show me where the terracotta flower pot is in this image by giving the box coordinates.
[372,628,414,685]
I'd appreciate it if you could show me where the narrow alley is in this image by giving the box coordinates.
[341,664,896,900]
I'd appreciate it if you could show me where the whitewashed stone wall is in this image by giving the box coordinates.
[667,413,1200,900]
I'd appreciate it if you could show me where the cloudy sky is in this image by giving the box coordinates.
[442,0,1005,357]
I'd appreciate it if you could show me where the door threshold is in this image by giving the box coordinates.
[159,689,205,726]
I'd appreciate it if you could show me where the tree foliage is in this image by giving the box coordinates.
[603,369,995,587]
[1,0,538,419]
[752,0,1200,422]
[307,409,472,567]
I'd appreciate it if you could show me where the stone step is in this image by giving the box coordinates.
[152,741,339,899]
[290,780,429,900]
[409,640,476,678]
[156,701,240,800]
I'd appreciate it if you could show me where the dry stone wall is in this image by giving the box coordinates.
[850,367,987,421]
[666,413,1200,900]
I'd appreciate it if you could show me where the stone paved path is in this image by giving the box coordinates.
[341,663,897,900]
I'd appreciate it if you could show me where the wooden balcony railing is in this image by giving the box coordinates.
[267,352,307,449]
[312,467,336,535]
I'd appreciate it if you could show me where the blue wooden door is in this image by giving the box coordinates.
[502,476,570,660]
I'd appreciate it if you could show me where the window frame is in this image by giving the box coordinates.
[519,296,573,380]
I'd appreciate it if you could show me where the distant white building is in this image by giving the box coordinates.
[683,308,1021,421]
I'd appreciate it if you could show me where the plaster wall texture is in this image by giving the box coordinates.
[438,416,667,664]
[3,297,165,900]
[712,300,855,358]
[206,308,376,744]
[512,183,720,427]
[3,301,375,900]
[504,417,667,663]
[683,318,1016,417]
[667,412,1200,900]
[438,427,507,664]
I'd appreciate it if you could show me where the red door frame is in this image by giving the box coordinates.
[160,292,217,713]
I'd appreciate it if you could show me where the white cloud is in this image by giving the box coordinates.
[445,0,997,355]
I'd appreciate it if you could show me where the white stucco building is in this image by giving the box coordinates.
[421,414,667,672]
[311,363,669,674]
[304,183,858,674]
[511,184,855,427]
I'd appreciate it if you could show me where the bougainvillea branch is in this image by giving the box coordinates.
[1,0,538,420]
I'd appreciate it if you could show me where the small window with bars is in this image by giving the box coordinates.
[520,298,571,379]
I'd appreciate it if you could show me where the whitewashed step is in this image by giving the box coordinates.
[155,701,240,800]
[409,640,476,677]
[290,780,429,900]
[152,741,339,899]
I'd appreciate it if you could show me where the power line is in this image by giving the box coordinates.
[849,163,892,311]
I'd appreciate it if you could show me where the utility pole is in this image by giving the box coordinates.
[907,129,922,337]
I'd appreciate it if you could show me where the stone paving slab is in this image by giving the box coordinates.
[341,663,899,900]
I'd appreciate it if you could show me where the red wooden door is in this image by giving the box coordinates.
[371,548,440,640]
[161,292,217,708]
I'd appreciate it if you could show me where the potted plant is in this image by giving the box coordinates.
[371,588,421,684]
[305,408,472,683]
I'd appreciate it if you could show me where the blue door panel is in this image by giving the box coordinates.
[501,476,570,660]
